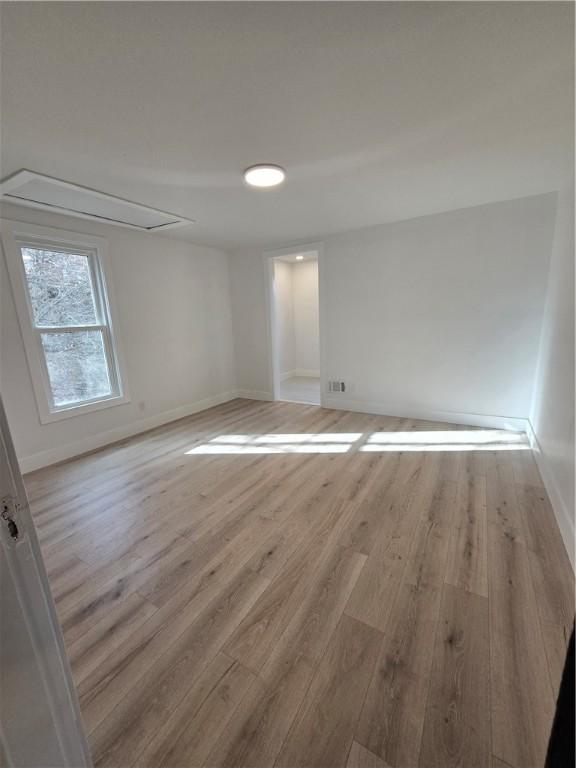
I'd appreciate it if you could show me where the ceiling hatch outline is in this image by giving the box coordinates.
[0,170,195,232]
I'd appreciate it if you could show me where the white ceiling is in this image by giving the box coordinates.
[1,2,573,250]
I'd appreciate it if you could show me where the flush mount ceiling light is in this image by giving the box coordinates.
[243,164,285,188]
[295,255,304,260]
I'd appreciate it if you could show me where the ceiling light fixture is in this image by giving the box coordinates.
[295,255,304,260]
[244,164,285,188]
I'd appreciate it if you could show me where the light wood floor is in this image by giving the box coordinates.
[25,399,574,768]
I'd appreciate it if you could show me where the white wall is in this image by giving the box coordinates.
[228,249,270,399]
[273,261,296,377]
[321,194,556,425]
[229,194,557,427]
[1,203,236,471]
[530,185,575,565]
[292,260,320,375]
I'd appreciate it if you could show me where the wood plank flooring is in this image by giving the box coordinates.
[25,399,574,768]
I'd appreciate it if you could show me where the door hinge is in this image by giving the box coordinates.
[1,495,20,540]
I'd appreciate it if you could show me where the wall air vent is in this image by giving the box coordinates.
[0,170,194,232]
[328,380,346,393]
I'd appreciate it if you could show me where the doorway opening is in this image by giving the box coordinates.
[268,249,321,405]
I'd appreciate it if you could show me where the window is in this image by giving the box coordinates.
[2,222,129,422]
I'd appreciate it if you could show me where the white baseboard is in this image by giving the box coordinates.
[526,420,575,570]
[525,419,540,453]
[19,390,239,473]
[321,395,529,432]
[235,389,274,402]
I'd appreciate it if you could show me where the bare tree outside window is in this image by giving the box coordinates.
[20,247,115,407]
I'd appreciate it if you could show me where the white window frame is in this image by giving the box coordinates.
[2,220,130,423]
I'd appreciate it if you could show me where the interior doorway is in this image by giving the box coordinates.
[267,249,321,405]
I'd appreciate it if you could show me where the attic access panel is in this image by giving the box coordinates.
[0,171,194,232]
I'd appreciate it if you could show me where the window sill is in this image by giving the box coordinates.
[37,393,131,424]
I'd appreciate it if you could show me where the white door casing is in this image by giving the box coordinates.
[0,396,91,767]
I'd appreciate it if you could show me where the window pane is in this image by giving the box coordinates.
[40,331,112,406]
[21,247,98,327]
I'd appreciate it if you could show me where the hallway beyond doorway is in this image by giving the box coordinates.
[279,375,320,405]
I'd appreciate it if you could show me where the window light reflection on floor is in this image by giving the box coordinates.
[185,429,530,455]
[209,433,363,444]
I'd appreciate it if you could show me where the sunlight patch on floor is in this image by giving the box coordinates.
[209,433,363,444]
[185,429,530,455]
